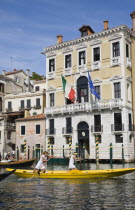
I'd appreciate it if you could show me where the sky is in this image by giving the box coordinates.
[0,0,134,77]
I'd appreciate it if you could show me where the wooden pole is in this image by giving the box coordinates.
[24,139,26,159]
[122,144,124,166]
[16,146,19,161]
[95,136,99,169]
[48,138,50,155]
[110,143,113,168]
[32,146,35,159]
[69,137,72,157]
[63,145,65,158]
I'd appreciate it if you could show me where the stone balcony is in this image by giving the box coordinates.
[45,99,124,116]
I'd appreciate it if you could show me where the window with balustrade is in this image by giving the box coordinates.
[93,47,100,61]
[77,76,88,103]
[114,82,121,98]
[79,51,86,65]
[49,58,55,72]
[112,42,120,57]
[65,54,71,68]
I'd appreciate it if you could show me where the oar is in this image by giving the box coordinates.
[30,170,40,180]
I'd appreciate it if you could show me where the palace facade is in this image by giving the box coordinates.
[43,12,135,162]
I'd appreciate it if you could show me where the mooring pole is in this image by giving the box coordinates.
[24,139,27,160]
[69,138,72,157]
[28,145,30,160]
[51,144,53,156]
[32,146,35,159]
[16,146,19,161]
[96,136,99,169]
[83,144,85,170]
[48,138,50,155]
[122,144,124,167]
[110,143,113,168]
[63,145,65,158]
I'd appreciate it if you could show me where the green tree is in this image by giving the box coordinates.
[31,72,43,81]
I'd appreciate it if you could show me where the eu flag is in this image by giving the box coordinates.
[88,72,100,99]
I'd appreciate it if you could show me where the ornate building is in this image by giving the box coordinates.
[42,12,135,162]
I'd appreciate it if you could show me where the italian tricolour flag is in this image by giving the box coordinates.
[61,75,76,102]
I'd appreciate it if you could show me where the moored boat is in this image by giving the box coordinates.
[0,159,36,168]
[6,167,135,179]
[0,169,16,181]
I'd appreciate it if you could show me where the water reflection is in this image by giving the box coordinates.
[0,163,135,209]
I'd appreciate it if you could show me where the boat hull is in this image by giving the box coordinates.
[6,168,135,179]
[0,159,36,168]
[0,169,16,181]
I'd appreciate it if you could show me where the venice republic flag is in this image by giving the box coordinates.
[61,75,76,102]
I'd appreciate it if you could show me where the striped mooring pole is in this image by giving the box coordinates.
[95,136,99,169]
[75,143,78,168]
[110,143,113,168]
[69,138,72,157]
[48,138,50,155]
[24,139,27,160]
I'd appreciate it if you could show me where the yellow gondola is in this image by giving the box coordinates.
[6,167,135,179]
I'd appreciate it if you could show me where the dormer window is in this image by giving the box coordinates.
[81,31,88,37]
[78,25,94,37]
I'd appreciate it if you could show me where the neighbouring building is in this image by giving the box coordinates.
[16,114,46,159]
[42,12,135,162]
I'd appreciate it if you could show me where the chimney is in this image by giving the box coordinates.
[103,20,108,30]
[130,11,135,32]
[2,70,6,76]
[24,110,30,118]
[26,69,30,92]
[57,35,63,44]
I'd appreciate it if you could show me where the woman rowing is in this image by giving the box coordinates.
[69,152,81,170]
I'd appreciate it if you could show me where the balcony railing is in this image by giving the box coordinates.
[45,99,124,116]
[128,124,135,131]
[92,61,101,70]
[64,68,72,76]
[111,124,124,132]
[111,57,121,66]
[45,128,56,135]
[19,106,32,111]
[5,123,16,130]
[34,105,41,109]
[6,108,12,112]
[91,125,103,133]
[62,127,73,135]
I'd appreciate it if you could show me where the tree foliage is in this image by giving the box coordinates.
[31,72,43,81]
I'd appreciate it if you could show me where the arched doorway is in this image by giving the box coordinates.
[77,121,89,158]
[77,76,88,103]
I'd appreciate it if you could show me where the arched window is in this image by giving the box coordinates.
[77,76,88,103]
[77,121,89,139]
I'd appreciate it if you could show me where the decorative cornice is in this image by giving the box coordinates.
[93,78,102,83]
[76,43,87,50]
[110,75,123,81]
[90,39,102,46]
[46,86,56,92]
[109,33,122,41]
[62,46,73,54]
[42,25,134,53]
[46,52,56,58]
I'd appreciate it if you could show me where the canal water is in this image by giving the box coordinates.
[1,163,135,210]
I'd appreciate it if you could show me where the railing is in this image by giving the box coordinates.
[126,58,132,68]
[111,124,124,132]
[62,127,73,135]
[6,108,12,112]
[128,124,135,131]
[5,123,15,130]
[64,68,72,76]
[91,125,103,133]
[92,61,101,70]
[33,105,41,109]
[45,128,56,135]
[48,72,55,79]
[111,57,121,66]
[19,106,32,111]
[45,99,123,115]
